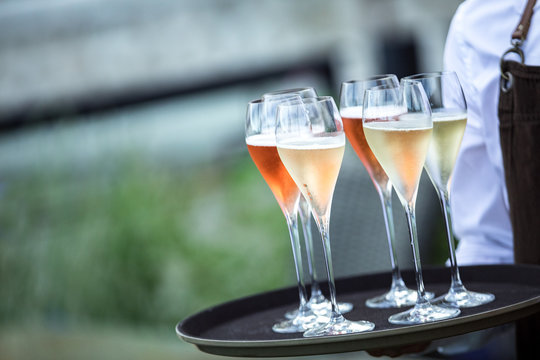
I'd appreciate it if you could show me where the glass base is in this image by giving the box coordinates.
[434,288,495,308]
[366,287,435,309]
[272,308,328,334]
[303,314,375,337]
[285,294,353,319]
[388,302,460,325]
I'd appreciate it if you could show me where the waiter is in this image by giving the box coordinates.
[444,0,540,358]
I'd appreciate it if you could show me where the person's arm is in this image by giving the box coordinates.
[443,2,514,266]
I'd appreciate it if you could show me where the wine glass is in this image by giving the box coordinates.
[340,75,432,308]
[276,96,375,336]
[362,82,460,324]
[402,72,495,308]
[246,97,322,333]
[263,88,353,318]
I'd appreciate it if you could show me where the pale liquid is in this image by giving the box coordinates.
[341,106,389,188]
[424,113,467,190]
[363,120,432,203]
[277,136,345,217]
[246,134,300,213]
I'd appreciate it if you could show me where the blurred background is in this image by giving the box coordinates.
[0,0,462,359]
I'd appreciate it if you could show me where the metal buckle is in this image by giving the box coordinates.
[511,37,524,48]
[501,72,514,93]
[500,45,525,93]
[500,46,525,80]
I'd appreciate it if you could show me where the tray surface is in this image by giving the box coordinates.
[176,264,540,357]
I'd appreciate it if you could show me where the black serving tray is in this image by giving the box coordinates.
[176,265,540,357]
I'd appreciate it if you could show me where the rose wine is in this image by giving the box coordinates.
[246,134,300,212]
[424,113,467,190]
[277,135,345,217]
[341,106,389,188]
[363,118,432,203]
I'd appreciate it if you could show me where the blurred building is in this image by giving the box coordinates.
[0,0,460,131]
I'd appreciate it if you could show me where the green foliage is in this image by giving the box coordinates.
[0,154,292,328]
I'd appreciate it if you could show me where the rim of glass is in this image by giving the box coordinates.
[363,85,402,94]
[402,71,457,80]
[262,87,316,97]
[276,95,335,109]
[341,74,397,85]
[248,98,264,105]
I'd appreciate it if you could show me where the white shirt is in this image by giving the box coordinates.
[444,0,540,265]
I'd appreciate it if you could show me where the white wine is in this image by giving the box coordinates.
[364,118,432,203]
[277,135,345,217]
[424,113,467,190]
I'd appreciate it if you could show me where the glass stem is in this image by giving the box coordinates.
[437,188,464,291]
[378,184,405,289]
[298,196,322,298]
[404,202,429,305]
[285,211,310,312]
[316,214,341,318]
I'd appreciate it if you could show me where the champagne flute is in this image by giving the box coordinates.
[246,97,321,333]
[363,82,460,324]
[340,75,432,308]
[402,72,495,308]
[263,88,353,318]
[276,96,375,336]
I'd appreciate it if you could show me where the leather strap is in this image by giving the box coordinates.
[512,0,537,41]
